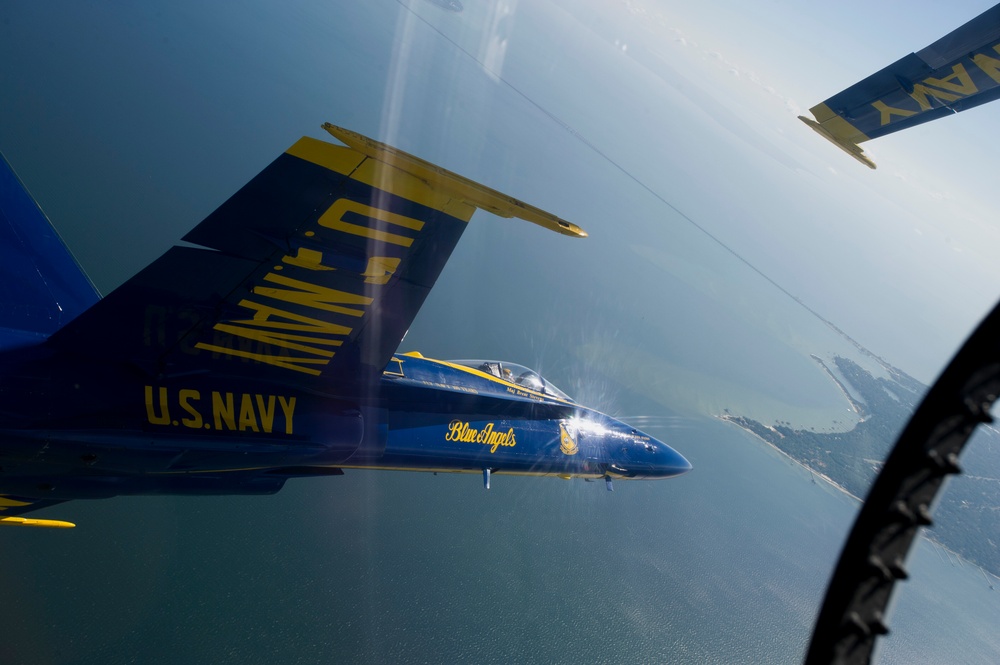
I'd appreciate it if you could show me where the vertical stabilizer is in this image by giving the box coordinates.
[0,153,99,341]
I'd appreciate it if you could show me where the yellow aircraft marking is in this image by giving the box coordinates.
[144,386,296,434]
[284,137,366,177]
[192,127,584,379]
[286,136,475,221]
[194,191,418,376]
[319,198,424,248]
[0,517,76,529]
[798,106,875,170]
[972,46,1000,84]
[876,58,992,118]
[445,420,517,453]
[801,43,1000,170]
[323,123,588,237]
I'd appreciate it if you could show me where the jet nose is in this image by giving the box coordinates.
[608,423,691,479]
[659,443,692,477]
[567,414,691,479]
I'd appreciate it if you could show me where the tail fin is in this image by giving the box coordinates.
[0,152,99,342]
[798,4,1000,169]
[48,126,583,387]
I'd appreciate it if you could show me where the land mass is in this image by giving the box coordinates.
[722,355,1000,578]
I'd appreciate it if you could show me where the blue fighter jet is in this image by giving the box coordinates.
[0,124,691,528]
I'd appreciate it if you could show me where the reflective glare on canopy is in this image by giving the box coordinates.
[0,1,999,664]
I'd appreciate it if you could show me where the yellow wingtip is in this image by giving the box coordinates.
[0,516,76,529]
[799,115,877,170]
[321,123,588,238]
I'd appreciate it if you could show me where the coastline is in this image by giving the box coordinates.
[717,413,862,502]
[718,412,1000,582]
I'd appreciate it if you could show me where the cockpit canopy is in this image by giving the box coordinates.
[450,360,573,401]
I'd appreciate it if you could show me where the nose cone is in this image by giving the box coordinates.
[636,437,691,479]
[656,442,693,477]
[605,422,692,479]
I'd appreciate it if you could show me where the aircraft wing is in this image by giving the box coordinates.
[0,495,75,528]
[799,4,1000,168]
[48,124,585,392]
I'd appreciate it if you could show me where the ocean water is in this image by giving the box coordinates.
[882,537,1000,664]
[0,414,838,664]
[3,407,997,664]
[2,1,999,663]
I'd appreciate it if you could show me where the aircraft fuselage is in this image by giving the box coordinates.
[0,350,690,501]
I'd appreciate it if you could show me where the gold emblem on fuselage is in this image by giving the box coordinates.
[559,422,578,455]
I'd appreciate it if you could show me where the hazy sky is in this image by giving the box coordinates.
[536,0,1000,381]
[1,0,998,386]
[653,0,1000,339]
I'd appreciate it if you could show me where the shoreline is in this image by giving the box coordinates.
[717,412,1000,582]
[717,413,862,501]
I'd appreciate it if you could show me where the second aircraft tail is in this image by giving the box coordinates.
[0,153,99,346]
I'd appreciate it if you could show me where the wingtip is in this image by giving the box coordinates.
[555,219,588,238]
[799,115,877,169]
[321,122,590,236]
[0,516,76,528]
[321,122,361,148]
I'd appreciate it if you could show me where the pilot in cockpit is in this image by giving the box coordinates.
[478,361,502,379]
[477,361,517,384]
